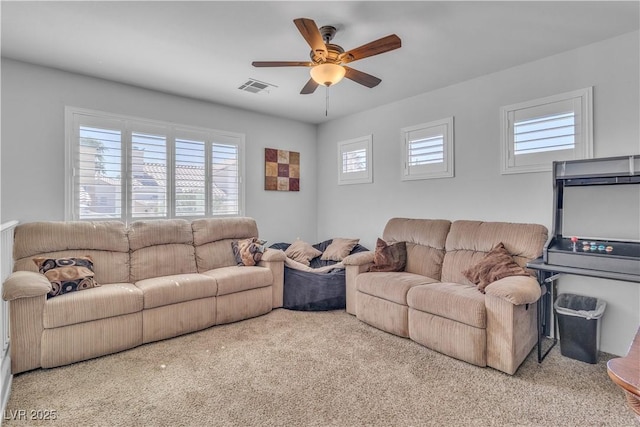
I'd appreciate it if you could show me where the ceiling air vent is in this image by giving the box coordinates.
[238,78,278,94]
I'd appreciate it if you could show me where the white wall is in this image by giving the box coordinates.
[316,31,640,356]
[0,59,318,244]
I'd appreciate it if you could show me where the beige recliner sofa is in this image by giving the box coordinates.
[2,217,285,374]
[343,218,547,375]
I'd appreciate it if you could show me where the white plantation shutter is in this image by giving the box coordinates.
[501,87,592,174]
[401,117,454,180]
[131,131,167,218]
[337,135,372,185]
[211,142,240,215]
[175,138,206,217]
[75,118,124,220]
[66,107,245,221]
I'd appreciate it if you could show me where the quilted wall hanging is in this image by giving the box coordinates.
[265,148,300,191]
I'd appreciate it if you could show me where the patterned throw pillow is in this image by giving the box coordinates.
[462,242,529,293]
[284,240,322,266]
[33,256,100,299]
[369,238,407,272]
[231,238,267,266]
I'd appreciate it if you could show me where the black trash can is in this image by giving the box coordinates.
[554,293,606,364]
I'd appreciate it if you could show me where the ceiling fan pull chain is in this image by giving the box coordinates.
[325,86,329,116]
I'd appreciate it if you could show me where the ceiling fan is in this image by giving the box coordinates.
[252,18,401,95]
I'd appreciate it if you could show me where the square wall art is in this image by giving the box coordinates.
[265,148,300,191]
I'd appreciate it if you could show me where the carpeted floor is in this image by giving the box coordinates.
[3,309,636,426]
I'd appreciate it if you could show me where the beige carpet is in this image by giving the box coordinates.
[4,309,635,426]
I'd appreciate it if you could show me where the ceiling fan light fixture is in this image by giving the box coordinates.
[310,63,346,87]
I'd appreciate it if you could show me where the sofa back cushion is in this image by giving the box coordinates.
[191,217,260,272]
[382,218,451,280]
[129,219,196,282]
[13,221,130,284]
[441,220,548,284]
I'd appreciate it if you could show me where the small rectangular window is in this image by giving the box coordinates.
[401,117,454,181]
[337,135,373,185]
[501,87,593,174]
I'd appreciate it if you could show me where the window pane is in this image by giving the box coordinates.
[131,132,167,218]
[342,148,367,173]
[78,126,122,219]
[175,138,206,217]
[211,143,239,215]
[408,135,444,165]
[514,112,575,155]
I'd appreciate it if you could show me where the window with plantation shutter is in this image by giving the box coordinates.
[337,135,372,185]
[501,87,593,174]
[65,107,244,222]
[401,117,454,181]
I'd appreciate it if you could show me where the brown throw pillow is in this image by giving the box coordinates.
[320,238,359,261]
[369,238,407,272]
[33,256,100,299]
[462,242,529,293]
[232,238,267,266]
[285,240,322,266]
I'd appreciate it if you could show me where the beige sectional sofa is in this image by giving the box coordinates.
[2,217,285,374]
[343,218,548,375]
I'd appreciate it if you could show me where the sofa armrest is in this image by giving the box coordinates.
[261,248,286,262]
[343,251,374,315]
[259,249,285,308]
[484,275,542,306]
[343,251,374,266]
[2,271,51,301]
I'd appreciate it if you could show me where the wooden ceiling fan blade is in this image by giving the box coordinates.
[252,61,314,67]
[343,66,381,88]
[293,18,328,58]
[340,34,401,64]
[300,78,319,95]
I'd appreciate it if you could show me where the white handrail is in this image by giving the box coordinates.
[1,220,19,355]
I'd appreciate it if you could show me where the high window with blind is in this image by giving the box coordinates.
[337,135,373,185]
[65,107,244,222]
[401,117,454,181]
[500,87,593,174]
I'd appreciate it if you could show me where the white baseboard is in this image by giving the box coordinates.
[1,346,12,425]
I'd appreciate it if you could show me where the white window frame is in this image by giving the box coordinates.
[337,135,373,185]
[500,87,593,174]
[64,106,245,222]
[401,117,454,181]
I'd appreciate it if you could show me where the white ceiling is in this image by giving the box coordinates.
[2,1,639,125]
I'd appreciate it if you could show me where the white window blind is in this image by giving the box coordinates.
[501,87,592,174]
[337,135,373,185]
[211,142,240,215]
[401,117,454,181]
[175,138,206,217]
[66,107,245,221]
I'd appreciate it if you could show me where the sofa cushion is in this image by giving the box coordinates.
[284,240,322,266]
[321,238,360,261]
[135,273,218,310]
[203,266,273,296]
[407,282,487,329]
[43,283,143,329]
[369,238,406,272]
[129,219,197,281]
[192,217,260,272]
[34,256,100,299]
[356,272,437,305]
[13,220,130,284]
[131,244,197,282]
[441,220,547,284]
[382,218,451,280]
[462,242,529,293]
